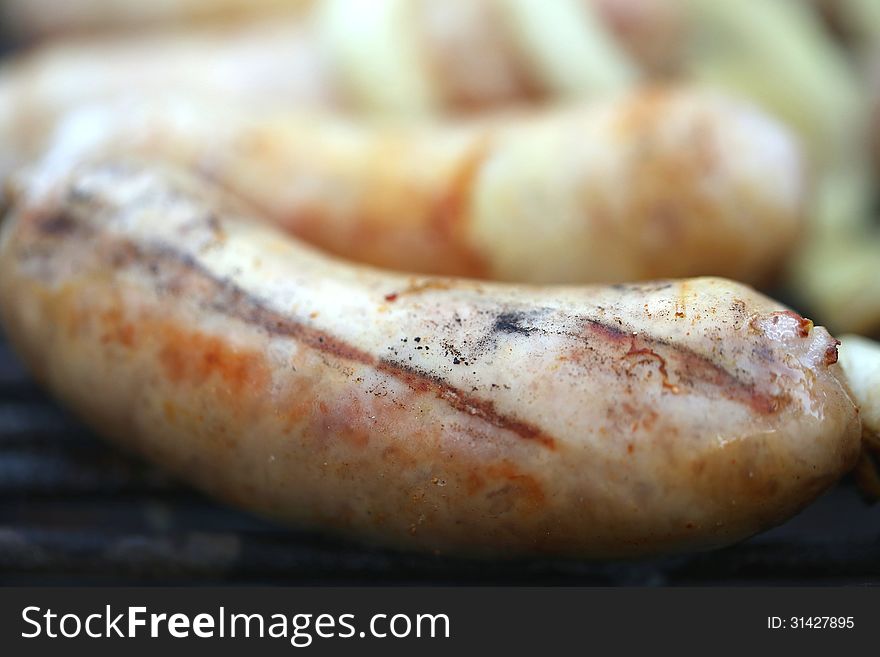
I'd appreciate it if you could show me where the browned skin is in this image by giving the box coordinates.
[259,129,494,279]
[0,162,861,557]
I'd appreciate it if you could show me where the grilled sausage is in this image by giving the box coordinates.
[0,0,659,117]
[0,160,860,557]
[13,88,806,285]
[1,0,682,82]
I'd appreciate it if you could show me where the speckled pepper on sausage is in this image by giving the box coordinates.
[0,161,861,557]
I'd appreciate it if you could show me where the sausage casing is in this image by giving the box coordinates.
[14,88,806,285]
[0,161,860,557]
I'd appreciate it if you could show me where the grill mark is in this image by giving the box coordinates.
[582,318,630,341]
[624,342,679,394]
[580,318,786,415]
[120,241,555,449]
[494,313,786,416]
[35,195,783,430]
[375,361,555,449]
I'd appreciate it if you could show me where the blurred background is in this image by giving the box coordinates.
[0,0,879,584]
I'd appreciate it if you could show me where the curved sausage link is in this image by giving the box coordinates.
[15,88,806,285]
[0,160,860,557]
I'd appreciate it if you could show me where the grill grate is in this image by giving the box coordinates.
[1,334,879,585]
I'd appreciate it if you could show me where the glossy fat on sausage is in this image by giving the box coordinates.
[0,161,860,557]
[15,88,806,285]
